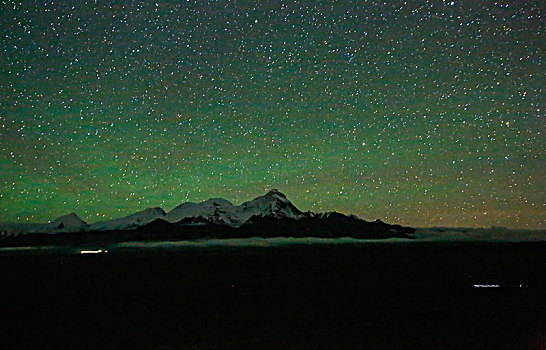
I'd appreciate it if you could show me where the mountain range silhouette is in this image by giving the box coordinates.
[0,190,414,247]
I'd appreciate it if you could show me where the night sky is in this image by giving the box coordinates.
[1,0,544,228]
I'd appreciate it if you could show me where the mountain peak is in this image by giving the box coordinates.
[50,213,87,228]
[87,206,166,231]
[164,190,301,226]
[265,189,287,198]
[142,207,167,216]
[240,190,302,220]
[201,198,233,207]
[249,189,292,206]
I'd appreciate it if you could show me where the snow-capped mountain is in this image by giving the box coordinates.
[0,190,419,246]
[165,189,302,226]
[0,189,320,237]
[236,189,303,222]
[165,198,233,223]
[0,190,305,236]
[88,207,166,231]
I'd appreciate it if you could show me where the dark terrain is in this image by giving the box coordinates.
[2,242,545,349]
[0,213,413,247]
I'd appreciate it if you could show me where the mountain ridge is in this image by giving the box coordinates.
[0,190,415,245]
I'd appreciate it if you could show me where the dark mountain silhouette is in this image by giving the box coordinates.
[0,190,414,247]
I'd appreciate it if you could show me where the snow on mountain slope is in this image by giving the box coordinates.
[232,189,302,223]
[165,198,234,224]
[88,207,166,231]
[165,189,303,226]
[0,190,304,235]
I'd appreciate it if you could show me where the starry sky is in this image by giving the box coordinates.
[1,0,544,228]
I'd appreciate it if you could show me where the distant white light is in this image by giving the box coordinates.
[473,284,499,288]
[80,249,107,254]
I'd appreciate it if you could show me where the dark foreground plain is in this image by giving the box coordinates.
[2,242,545,349]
